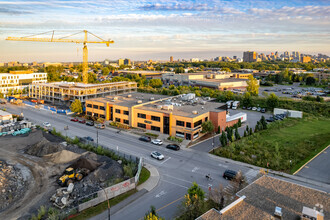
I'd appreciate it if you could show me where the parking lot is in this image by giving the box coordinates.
[259,83,328,98]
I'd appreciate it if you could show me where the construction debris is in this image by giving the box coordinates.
[44,150,81,164]
[25,137,63,156]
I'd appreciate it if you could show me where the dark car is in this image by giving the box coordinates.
[79,119,86,124]
[83,136,94,142]
[242,106,246,109]
[86,121,94,126]
[139,136,151,142]
[166,144,180,151]
[266,117,275,122]
[223,169,237,180]
[247,106,252,110]
[261,108,266,113]
[71,118,79,122]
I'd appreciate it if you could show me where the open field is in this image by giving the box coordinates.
[213,116,330,174]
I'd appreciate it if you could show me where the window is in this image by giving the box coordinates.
[194,120,202,128]
[100,114,105,118]
[115,109,121,114]
[94,113,99,117]
[138,113,146,119]
[138,123,146,129]
[124,110,129,115]
[151,126,160,132]
[151,116,160,122]
[193,132,199,139]
[124,119,129,125]
[93,105,98,109]
[87,111,92,115]
[176,120,185,127]
[100,106,105,110]
[115,118,121,122]
[205,117,208,121]
[176,131,185,138]
[186,122,191,128]
[87,104,92,108]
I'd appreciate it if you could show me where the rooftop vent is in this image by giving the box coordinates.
[150,97,155,101]
[192,110,198,115]
[137,100,143,104]
[274,207,282,218]
[162,105,173,111]
[127,94,132,98]
[113,96,118,100]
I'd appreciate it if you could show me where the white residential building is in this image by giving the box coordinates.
[0,71,47,94]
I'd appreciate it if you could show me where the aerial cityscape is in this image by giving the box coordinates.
[0,0,329,220]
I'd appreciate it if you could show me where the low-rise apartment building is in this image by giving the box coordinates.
[29,81,137,106]
[0,71,47,94]
[86,93,240,141]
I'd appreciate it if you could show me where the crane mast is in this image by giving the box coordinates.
[6,30,114,84]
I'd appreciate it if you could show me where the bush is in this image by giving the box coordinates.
[168,136,183,143]
[145,133,158,138]
[110,121,130,129]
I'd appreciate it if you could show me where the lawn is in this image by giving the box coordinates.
[213,116,330,174]
[138,167,151,186]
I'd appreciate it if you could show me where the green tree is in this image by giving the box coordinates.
[234,128,240,140]
[249,127,253,135]
[102,67,110,75]
[70,99,83,114]
[144,206,164,220]
[46,65,63,82]
[221,67,231,72]
[260,116,267,130]
[225,91,234,101]
[305,76,316,85]
[220,131,227,146]
[246,75,259,96]
[201,121,214,134]
[243,130,247,137]
[238,118,242,127]
[242,92,252,107]
[217,126,221,134]
[266,93,279,110]
[149,79,163,88]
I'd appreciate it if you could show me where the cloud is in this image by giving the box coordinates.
[0,8,33,15]
[140,3,213,11]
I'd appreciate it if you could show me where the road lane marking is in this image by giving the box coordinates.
[160,157,171,164]
[155,190,167,198]
[192,167,199,172]
[218,164,228,168]
[162,174,209,189]
[156,196,184,212]
[161,179,189,189]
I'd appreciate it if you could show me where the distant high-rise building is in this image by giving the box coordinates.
[124,58,131,66]
[118,59,124,66]
[284,51,289,58]
[170,56,173,62]
[301,56,311,63]
[243,51,258,62]
[233,56,237,60]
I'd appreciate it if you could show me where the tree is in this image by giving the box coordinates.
[46,65,63,82]
[70,99,83,114]
[249,127,253,135]
[220,131,227,147]
[266,93,279,110]
[225,91,234,101]
[242,92,252,107]
[221,67,231,73]
[227,127,233,142]
[306,76,316,85]
[102,67,110,76]
[149,79,163,88]
[260,116,267,130]
[238,118,242,127]
[144,206,164,220]
[235,128,240,140]
[243,130,247,137]
[209,184,226,210]
[246,75,259,96]
[217,126,221,134]
[201,121,214,134]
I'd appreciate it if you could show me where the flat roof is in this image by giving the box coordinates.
[137,97,226,118]
[220,175,330,219]
[191,78,248,83]
[87,92,168,108]
[0,110,12,116]
[33,81,136,89]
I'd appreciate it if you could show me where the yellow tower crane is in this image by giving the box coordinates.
[6,30,114,84]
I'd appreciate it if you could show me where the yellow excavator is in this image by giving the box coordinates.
[57,167,85,186]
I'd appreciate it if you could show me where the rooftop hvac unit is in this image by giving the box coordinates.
[156,105,162,109]
[162,105,173,111]
[137,100,143,104]
[150,97,155,101]
[274,207,282,218]
[113,96,118,100]
[127,94,132,98]
[192,110,198,114]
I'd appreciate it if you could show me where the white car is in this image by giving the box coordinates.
[42,122,51,127]
[151,139,163,145]
[151,151,164,160]
[252,107,257,111]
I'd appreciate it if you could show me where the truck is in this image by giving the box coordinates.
[226,100,234,109]
[232,101,240,110]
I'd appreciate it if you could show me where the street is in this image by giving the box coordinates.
[3,104,329,219]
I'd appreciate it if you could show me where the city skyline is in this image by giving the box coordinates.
[0,0,329,62]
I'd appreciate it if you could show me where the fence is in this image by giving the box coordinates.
[78,157,143,212]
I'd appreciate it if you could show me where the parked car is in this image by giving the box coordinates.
[223,169,237,180]
[261,108,266,113]
[257,107,261,112]
[139,136,151,142]
[242,106,246,109]
[86,121,94,126]
[150,151,164,160]
[83,136,94,142]
[166,144,180,151]
[252,107,257,111]
[247,106,252,110]
[266,117,275,122]
[42,122,51,127]
[79,119,86,124]
[151,139,163,145]
[95,123,105,129]
[70,118,79,122]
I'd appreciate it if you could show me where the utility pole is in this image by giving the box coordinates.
[100,187,110,220]
[212,132,215,149]
[96,128,99,147]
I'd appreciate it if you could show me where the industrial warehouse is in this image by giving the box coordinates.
[86,92,243,141]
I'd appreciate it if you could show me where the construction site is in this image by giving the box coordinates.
[0,128,136,219]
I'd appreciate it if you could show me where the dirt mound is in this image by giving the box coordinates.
[44,150,81,164]
[86,160,123,183]
[70,158,101,171]
[26,138,63,157]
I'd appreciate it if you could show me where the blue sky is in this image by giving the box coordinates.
[0,0,329,62]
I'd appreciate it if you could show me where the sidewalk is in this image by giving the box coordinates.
[90,163,160,220]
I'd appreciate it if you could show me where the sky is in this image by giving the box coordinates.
[0,0,329,62]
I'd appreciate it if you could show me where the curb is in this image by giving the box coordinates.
[137,163,160,192]
[293,145,329,175]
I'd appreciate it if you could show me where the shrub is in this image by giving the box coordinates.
[167,136,183,143]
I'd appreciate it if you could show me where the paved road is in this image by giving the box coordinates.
[3,104,329,219]
[191,109,271,152]
[296,146,330,184]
